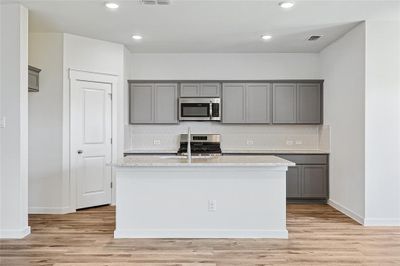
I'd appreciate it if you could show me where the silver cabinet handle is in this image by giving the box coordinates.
[77,150,83,154]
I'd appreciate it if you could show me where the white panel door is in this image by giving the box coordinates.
[71,80,112,209]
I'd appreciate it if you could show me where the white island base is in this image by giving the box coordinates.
[114,156,294,239]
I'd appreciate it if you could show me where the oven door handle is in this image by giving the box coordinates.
[209,101,213,120]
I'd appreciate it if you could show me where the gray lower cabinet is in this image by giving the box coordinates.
[286,165,328,199]
[222,83,271,124]
[280,154,329,201]
[180,83,221,97]
[129,83,178,124]
[286,166,301,198]
[273,83,322,124]
[224,153,329,202]
[301,165,327,198]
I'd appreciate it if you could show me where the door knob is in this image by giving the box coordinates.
[77,150,83,154]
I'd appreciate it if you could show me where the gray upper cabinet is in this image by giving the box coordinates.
[200,83,221,97]
[273,82,322,124]
[128,80,322,125]
[246,83,271,123]
[272,83,297,124]
[129,82,178,124]
[154,83,178,123]
[297,83,321,124]
[180,83,221,97]
[180,83,200,97]
[222,83,271,124]
[222,83,245,123]
[130,83,154,124]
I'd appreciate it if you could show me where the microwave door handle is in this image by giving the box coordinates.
[209,101,213,120]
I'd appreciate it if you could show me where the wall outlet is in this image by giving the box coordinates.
[295,140,303,145]
[286,140,294,145]
[246,139,254,145]
[208,200,217,212]
[153,139,161,145]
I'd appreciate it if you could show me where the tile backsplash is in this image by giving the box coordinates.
[125,123,330,152]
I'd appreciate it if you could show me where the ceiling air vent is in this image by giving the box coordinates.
[307,35,323,41]
[140,0,170,5]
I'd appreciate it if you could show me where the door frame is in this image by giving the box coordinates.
[68,69,118,212]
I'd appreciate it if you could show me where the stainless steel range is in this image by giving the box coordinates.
[178,134,221,156]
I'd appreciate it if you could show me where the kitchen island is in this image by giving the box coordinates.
[114,155,295,239]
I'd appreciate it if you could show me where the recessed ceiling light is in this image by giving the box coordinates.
[279,1,295,9]
[105,2,119,9]
[261,35,272,40]
[132,35,143,40]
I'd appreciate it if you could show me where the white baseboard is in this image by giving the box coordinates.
[114,229,288,239]
[364,218,400,226]
[328,199,364,225]
[0,226,31,239]
[29,206,72,214]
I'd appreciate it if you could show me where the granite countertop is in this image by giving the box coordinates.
[124,149,177,154]
[124,149,329,155]
[222,149,329,154]
[116,155,295,167]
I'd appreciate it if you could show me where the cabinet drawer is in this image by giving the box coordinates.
[277,155,328,165]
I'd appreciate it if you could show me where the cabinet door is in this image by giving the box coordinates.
[222,83,246,123]
[200,83,221,97]
[154,83,178,124]
[297,83,321,124]
[180,83,200,97]
[286,166,301,198]
[272,83,297,124]
[246,83,271,123]
[301,165,328,198]
[129,83,154,124]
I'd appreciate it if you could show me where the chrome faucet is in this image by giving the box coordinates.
[187,127,192,163]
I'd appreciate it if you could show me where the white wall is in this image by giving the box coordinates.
[27,33,125,213]
[64,34,124,76]
[0,3,30,238]
[123,47,132,125]
[63,34,125,208]
[128,53,320,80]
[320,23,366,223]
[28,33,65,213]
[364,20,400,226]
[125,52,325,152]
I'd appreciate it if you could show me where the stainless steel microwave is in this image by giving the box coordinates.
[179,98,221,121]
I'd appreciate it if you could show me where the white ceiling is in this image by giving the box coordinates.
[15,0,400,53]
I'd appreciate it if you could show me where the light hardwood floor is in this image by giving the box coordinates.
[1,204,399,266]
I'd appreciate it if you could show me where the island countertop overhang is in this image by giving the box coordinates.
[115,155,295,167]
